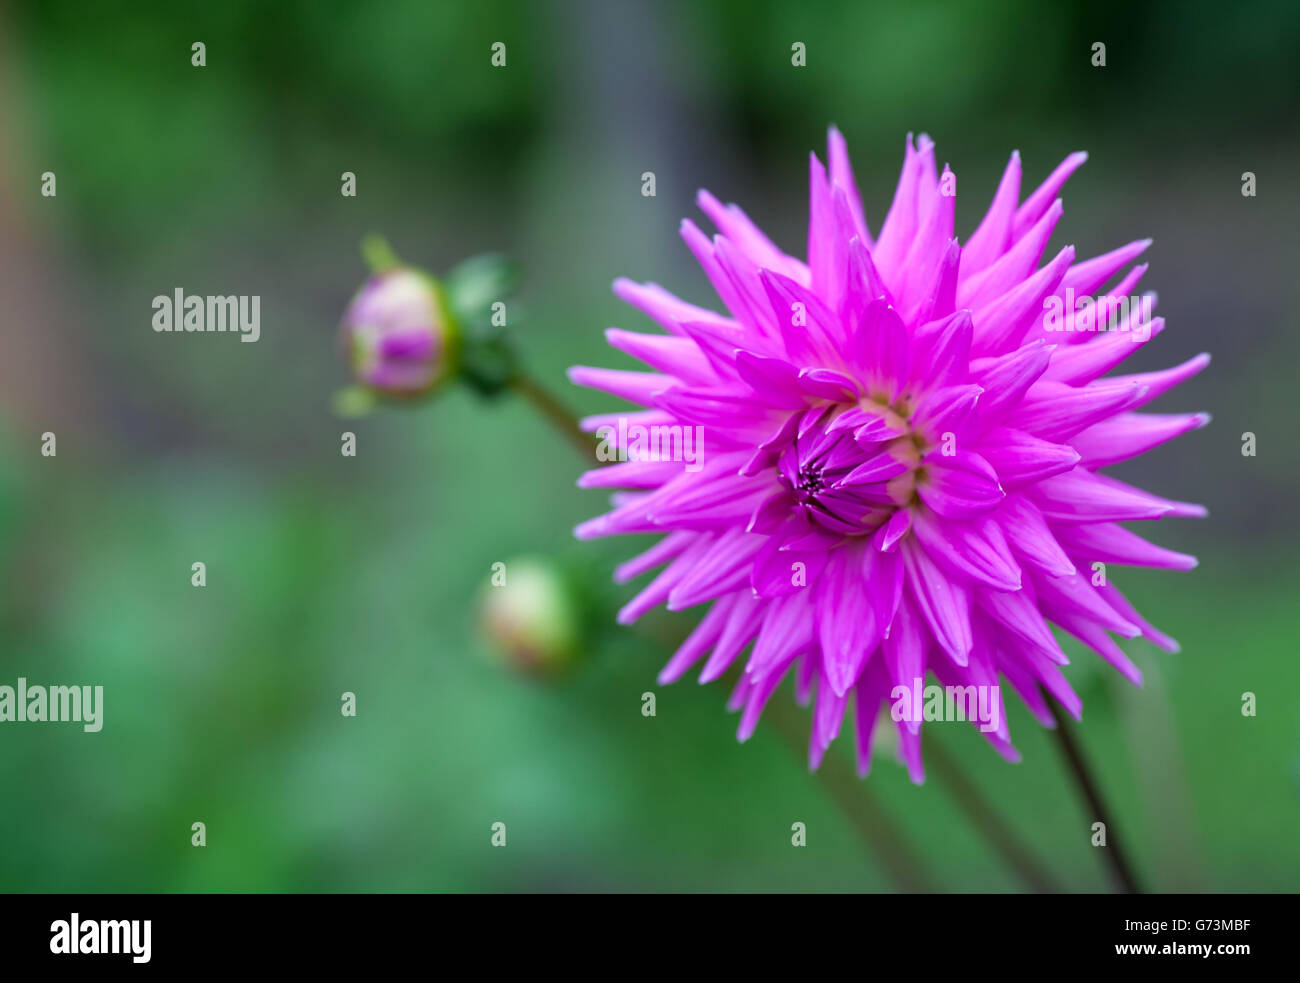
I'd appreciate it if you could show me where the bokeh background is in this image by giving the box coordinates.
[1,0,1297,892]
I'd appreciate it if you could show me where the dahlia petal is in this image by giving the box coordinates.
[827,404,902,438]
[788,653,813,705]
[969,339,1054,425]
[1029,469,1174,523]
[617,535,713,624]
[881,596,927,733]
[579,408,674,434]
[918,450,1004,519]
[612,277,728,336]
[911,383,982,444]
[912,510,1022,591]
[696,188,807,282]
[1009,379,1148,442]
[1052,522,1198,572]
[614,530,694,583]
[843,234,892,315]
[911,238,962,325]
[902,539,973,665]
[579,458,685,489]
[878,507,912,552]
[1025,645,1083,720]
[743,670,790,738]
[568,365,676,406]
[977,587,1068,664]
[745,489,792,532]
[645,474,773,529]
[996,653,1057,727]
[960,199,1063,309]
[996,495,1076,576]
[897,173,956,312]
[854,411,908,445]
[818,544,887,696]
[725,672,752,712]
[1087,263,1151,330]
[674,318,753,375]
[759,266,852,366]
[978,427,1080,489]
[911,308,973,390]
[809,682,849,767]
[1013,151,1086,238]
[1072,411,1210,467]
[833,444,905,487]
[731,350,808,407]
[574,500,661,540]
[873,134,923,280]
[738,656,797,742]
[680,219,755,332]
[847,299,910,390]
[746,592,813,680]
[1105,353,1212,409]
[1097,582,1181,653]
[652,387,785,435]
[701,593,766,683]
[970,244,1074,357]
[897,723,927,784]
[1051,613,1144,687]
[932,645,1012,745]
[668,528,765,610]
[1031,569,1141,640]
[853,671,888,775]
[797,367,861,402]
[827,125,871,245]
[807,152,839,305]
[1090,472,1208,519]
[1040,314,1166,384]
[963,150,1021,274]
[604,328,715,384]
[776,515,847,551]
[797,403,834,440]
[714,234,782,336]
[1060,238,1152,297]
[752,534,828,599]
[659,594,735,684]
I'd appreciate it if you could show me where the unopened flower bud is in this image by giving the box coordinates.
[479,558,581,679]
[340,269,458,397]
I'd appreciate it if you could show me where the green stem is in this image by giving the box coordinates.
[925,737,1062,892]
[764,697,938,892]
[1045,693,1142,894]
[508,370,599,462]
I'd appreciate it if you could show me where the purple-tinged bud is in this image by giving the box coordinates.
[340,270,458,397]
[478,558,581,680]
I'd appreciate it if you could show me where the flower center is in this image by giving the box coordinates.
[767,401,921,538]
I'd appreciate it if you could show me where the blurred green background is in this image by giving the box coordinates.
[1,0,1297,892]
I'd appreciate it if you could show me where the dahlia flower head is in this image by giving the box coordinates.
[570,130,1208,781]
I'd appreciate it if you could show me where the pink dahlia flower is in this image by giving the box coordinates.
[571,130,1208,781]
